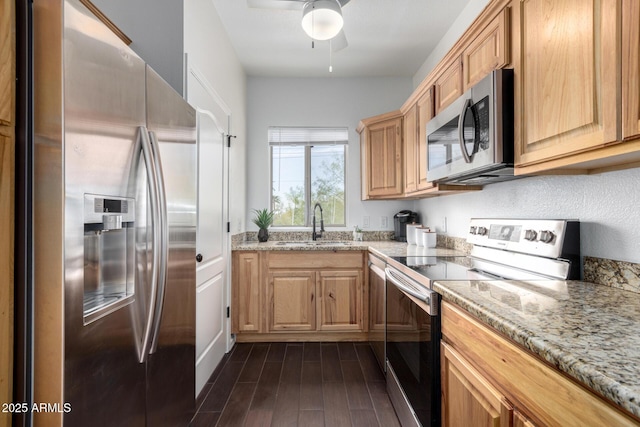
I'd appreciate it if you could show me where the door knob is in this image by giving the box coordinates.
[196,253,203,262]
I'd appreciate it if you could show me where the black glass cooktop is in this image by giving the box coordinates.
[389,256,476,281]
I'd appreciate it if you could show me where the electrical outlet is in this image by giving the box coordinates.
[380,216,388,229]
[442,217,447,233]
[363,216,370,228]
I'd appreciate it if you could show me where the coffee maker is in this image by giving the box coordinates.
[393,210,419,242]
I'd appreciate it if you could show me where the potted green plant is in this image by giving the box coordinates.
[353,225,363,241]
[252,208,274,242]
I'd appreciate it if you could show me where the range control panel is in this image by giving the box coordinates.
[467,219,579,259]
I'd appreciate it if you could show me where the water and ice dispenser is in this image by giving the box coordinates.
[83,194,135,322]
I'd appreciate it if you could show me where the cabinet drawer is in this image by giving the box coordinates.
[442,301,636,426]
[267,251,364,269]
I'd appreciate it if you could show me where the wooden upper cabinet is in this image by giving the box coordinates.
[622,0,640,140]
[317,270,363,332]
[435,58,463,114]
[463,7,510,90]
[512,0,618,169]
[403,104,418,194]
[416,87,435,191]
[358,112,404,199]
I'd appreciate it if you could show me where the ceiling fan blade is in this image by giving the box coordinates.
[247,0,305,11]
[337,0,351,7]
[331,30,348,52]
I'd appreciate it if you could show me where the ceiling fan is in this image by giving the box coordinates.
[247,0,351,52]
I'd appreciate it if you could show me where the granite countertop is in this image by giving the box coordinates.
[433,279,640,418]
[232,239,464,257]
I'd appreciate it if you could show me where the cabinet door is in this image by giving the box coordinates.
[416,87,435,191]
[0,0,12,126]
[513,0,618,168]
[435,58,463,114]
[462,7,510,90]
[622,0,640,140]
[441,342,513,427]
[268,270,316,331]
[403,104,418,194]
[318,270,363,331]
[513,410,537,427]
[232,252,262,333]
[365,117,403,198]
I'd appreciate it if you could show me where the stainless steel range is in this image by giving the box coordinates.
[384,219,580,427]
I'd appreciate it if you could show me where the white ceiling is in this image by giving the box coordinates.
[210,0,473,78]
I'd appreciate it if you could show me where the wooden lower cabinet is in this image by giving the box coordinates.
[232,250,366,340]
[232,251,262,333]
[441,301,639,426]
[441,341,513,427]
[317,270,363,331]
[268,270,316,332]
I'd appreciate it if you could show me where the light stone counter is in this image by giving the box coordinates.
[433,279,640,418]
[231,239,465,257]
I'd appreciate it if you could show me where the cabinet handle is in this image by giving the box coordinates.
[196,253,203,262]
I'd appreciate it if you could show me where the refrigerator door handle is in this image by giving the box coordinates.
[148,130,168,355]
[138,126,162,364]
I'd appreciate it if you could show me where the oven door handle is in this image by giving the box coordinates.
[457,98,474,163]
[385,267,437,316]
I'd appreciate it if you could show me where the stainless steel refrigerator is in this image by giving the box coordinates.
[14,0,196,425]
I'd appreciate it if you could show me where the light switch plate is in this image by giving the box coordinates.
[380,216,388,229]
[363,216,370,228]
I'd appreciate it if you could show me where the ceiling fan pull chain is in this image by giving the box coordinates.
[329,39,333,72]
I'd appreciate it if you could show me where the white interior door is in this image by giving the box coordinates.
[185,57,231,397]
[194,109,226,396]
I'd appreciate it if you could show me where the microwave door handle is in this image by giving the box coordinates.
[457,98,473,163]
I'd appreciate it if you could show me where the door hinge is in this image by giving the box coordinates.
[227,222,231,232]
[226,306,230,318]
[227,134,237,147]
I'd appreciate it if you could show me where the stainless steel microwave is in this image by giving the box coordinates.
[426,69,515,185]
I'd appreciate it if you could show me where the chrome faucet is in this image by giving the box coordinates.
[312,203,324,241]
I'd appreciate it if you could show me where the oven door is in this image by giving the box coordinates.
[385,267,440,427]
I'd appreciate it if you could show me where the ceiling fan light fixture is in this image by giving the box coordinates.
[301,0,343,41]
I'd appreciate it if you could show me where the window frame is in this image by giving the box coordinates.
[269,142,348,228]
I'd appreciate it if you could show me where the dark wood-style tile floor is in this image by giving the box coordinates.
[191,342,401,427]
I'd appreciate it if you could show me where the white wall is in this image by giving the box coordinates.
[247,77,414,232]
[414,168,640,264]
[184,0,247,234]
[92,0,184,94]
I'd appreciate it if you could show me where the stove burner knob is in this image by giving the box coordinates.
[539,230,555,243]
[524,229,537,241]
[469,226,477,235]
[476,226,488,236]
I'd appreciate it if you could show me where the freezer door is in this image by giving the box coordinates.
[61,0,147,425]
[145,66,197,426]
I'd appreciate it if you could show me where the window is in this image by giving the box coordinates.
[270,127,348,227]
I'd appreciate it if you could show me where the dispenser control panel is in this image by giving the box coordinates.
[84,194,135,225]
